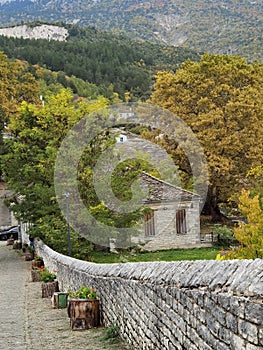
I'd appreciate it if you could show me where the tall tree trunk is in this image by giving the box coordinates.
[202,186,226,222]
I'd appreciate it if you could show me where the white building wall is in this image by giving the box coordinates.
[134,200,201,251]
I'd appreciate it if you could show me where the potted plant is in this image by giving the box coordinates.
[6,235,15,246]
[67,286,100,330]
[24,246,35,261]
[31,260,44,282]
[31,265,43,282]
[32,255,44,268]
[13,240,22,249]
[39,267,59,298]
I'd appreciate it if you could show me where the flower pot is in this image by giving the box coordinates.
[52,292,68,309]
[22,243,28,253]
[67,298,100,330]
[31,269,41,282]
[24,250,34,261]
[6,238,14,246]
[13,241,22,249]
[41,280,59,298]
[32,259,44,268]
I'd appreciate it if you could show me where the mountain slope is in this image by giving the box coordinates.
[0,0,262,62]
[0,23,201,100]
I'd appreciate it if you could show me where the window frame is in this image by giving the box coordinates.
[144,209,156,237]
[176,209,187,234]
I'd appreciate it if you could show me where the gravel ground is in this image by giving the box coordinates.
[0,242,131,350]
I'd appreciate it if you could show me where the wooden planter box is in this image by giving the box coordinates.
[24,252,34,261]
[41,280,59,298]
[67,299,100,330]
[13,241,22,249]
[6,238,14,246]
[22,243,28,253]
[32,260,44,268]
[31,269,41,282]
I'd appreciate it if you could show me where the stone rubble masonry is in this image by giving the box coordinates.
[35,239,263,350]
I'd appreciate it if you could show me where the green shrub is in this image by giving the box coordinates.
[103,323,120,340]
[215,225,235,248]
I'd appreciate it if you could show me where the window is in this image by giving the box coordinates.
[144,210,155,236]
[176,209,187,234]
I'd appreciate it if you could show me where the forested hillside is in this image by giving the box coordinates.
[0,0,262,62]
[0,24,201,100]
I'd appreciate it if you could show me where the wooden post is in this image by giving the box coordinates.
[67,299,100,330]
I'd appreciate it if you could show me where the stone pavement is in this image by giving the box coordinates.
[0,242,131,350]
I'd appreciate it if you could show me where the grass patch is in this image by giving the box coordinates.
[95,325,131,350]
[88,246,221,264]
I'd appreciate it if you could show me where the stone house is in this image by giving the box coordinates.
[114,130,203,251]
[132,172,202,251]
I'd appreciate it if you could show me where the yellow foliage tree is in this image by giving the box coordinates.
[227,189,263,259]
[150,53,263,219]
[0,52,40,121]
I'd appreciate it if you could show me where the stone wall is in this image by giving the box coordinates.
[35,239,263,350]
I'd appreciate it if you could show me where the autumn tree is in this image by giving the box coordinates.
[0,51,40,177]
[150,53,263,220]
[226,189,263,259]
[0,52,40,121]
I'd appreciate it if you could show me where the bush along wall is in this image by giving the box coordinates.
[35,239,263,350]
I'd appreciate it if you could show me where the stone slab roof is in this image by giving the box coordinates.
[139,172,200,203]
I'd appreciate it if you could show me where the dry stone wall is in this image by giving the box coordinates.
[35,239,263,350]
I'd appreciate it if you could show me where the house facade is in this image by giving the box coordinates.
[132,172,202,251]
[114,130,203,250]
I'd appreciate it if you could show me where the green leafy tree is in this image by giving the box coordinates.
[2,89,109,256]
[77,133,156,249]
[4,83,153,253]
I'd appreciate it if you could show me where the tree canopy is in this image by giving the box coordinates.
[150,53,263,219]
[2,87,153,254]
[231,189,263,259]
[223,164,263,259]
[0,52,40,178]
[0,25,200,101]
[2,88,109,256]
